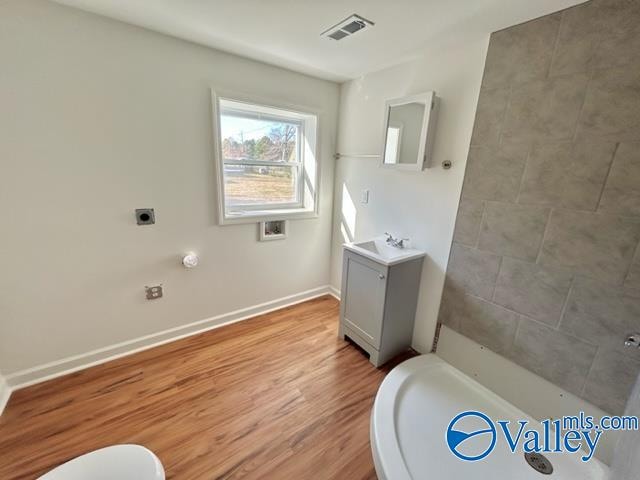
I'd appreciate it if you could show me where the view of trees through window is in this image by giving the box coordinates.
[221,121,298,163]
[220,113,301,207]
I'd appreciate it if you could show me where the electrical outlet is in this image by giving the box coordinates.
[361,189,369,204]
[145,285,163,300]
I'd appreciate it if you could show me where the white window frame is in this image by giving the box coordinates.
[211,90,320,225]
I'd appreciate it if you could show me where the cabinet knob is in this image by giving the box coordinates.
[378,274,385,279]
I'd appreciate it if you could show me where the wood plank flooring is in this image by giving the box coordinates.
[0,296,414,479]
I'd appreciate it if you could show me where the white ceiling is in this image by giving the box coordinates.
[51,0,586,82]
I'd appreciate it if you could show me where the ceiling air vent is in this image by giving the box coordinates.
[322,14,374,41]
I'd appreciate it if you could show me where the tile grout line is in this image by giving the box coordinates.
[497,83,514,147]
[474,201,488,249]
[520,311,598,348]
[579,345,600,398]
[508,314,524,353]
[464,292,539,327]
[594,141,620,212]
[473,246,541,265]
[514,143,533,205]
[460,291,601,370]
[570,67,594,143]
[545,10,564,79]
[555,276,575,332]
[622,238,640,287]
[491,256,504,302]
[534,208,554,264]
[466,275,599,351]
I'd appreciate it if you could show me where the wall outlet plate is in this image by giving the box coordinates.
[145,285,163,300]
[135,208,155,225]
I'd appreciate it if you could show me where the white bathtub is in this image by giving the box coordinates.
[371,354,609,479]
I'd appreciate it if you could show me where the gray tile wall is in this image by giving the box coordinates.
[439,0,640,414]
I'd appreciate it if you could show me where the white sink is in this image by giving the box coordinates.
[344,237,425,266]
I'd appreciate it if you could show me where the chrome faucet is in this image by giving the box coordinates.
[384,232,409,249]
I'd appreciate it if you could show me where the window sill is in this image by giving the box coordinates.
[220,207,318,225]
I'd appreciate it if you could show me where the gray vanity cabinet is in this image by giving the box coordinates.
[338,249,424,367]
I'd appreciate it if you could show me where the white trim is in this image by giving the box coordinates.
[223,159,302,167]
[0,374,11,416]
[210,89,321,225]
[6,286,333,390]
[328,285,341,300]
[222,206,318,225]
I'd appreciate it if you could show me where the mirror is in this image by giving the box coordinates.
[382,92,438,170]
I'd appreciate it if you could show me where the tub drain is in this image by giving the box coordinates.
[524,452,553,475]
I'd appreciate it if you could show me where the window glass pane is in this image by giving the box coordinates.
[224,164,299,207]
[220,113,299,163]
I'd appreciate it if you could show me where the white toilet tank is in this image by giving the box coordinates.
[38,444,165,480]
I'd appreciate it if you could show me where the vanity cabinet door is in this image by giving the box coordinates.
[341,252,387,349]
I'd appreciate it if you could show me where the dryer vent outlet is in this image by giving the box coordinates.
[135,208,155,225]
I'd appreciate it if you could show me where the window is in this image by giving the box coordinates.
[213,95,319,224]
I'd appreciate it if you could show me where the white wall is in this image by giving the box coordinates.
[0,0,339,377]
[330,35,489,352]
[0,372,10,416]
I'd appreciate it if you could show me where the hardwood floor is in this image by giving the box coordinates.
[0,296,414,479]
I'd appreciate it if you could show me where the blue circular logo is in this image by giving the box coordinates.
[446,411,497,461]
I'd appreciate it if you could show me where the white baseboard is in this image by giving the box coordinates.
[0,374,11,416]
[328,285,340,300]
[6,286,333,390]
